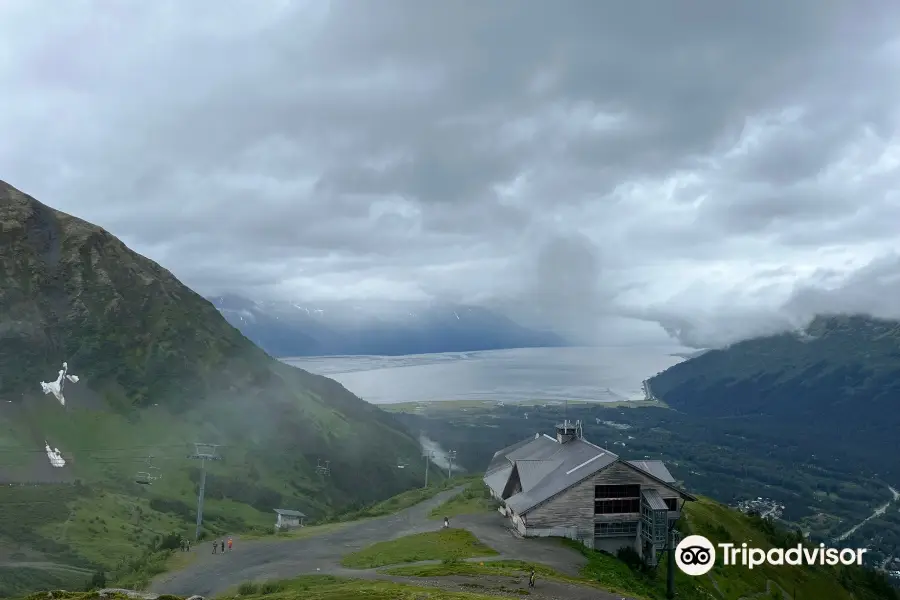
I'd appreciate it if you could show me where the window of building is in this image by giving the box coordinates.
[595,498,640,514]
[595,484,640,499]
[594,484,640,514]
[594,521,638,537]
[664,498,678,511]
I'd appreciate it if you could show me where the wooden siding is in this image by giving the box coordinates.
[524,460,683,531]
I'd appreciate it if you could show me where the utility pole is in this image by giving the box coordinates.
[666,528,675,599]
[666,499,685,599]
[423,451,434,487]
[447,450,457,479]
[188,443,222,541]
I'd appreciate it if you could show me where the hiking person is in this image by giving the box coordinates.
[212,540,217,554]
[228,537,233,552]
[221,540,225,554]
[443,516,449,528]
[528,568,536,589]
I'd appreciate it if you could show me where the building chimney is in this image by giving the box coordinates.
[556,420,577,444]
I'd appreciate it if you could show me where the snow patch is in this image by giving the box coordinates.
[40,362,79,407]
[45,441,65,468]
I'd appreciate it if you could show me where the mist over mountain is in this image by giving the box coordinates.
[648,312,900,478]
[209,294,567,357]
[0,179,429,539]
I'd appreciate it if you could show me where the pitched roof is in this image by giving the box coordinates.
[516,459,563,491]
[627,460,676,483]
[484,428,698,514]
[486,436,538,474]
[274,509,306,517]
[503,437,619,514]
[622,461,698,502]
[641,487,669,511]
[484,464,513,494]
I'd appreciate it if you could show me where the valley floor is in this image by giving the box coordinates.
[151,486,622,599]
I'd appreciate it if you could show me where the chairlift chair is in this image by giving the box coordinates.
[135,458,162,485]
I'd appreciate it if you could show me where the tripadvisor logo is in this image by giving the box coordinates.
[674,535,867,576]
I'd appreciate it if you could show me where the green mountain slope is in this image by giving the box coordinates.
[0,180,429,590]
[648,314,900,478]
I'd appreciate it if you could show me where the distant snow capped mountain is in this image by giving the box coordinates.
[208,294,568,357]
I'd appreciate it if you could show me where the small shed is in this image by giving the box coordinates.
[274,508,306,531]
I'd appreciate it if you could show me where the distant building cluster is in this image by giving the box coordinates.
[735,497,784,520]
[884,558,900,580]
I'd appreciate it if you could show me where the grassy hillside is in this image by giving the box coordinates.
[646,314,900,494]
[680,497,896,600]
[0,180,430,593]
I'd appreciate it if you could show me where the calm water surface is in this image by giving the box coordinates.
[282,346,688,405]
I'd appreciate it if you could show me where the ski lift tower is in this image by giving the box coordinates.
[422,450,434,487]
[447,450,457,479]
[188,443,222,540]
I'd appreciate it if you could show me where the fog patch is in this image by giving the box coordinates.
[420,434,464,474]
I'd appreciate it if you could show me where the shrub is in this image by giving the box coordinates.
[259,581,285,595]
[237,581,259,596]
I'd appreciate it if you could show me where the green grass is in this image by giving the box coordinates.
[340,528,498,569]
[559,498,892,600]
[328,475,477,524]
[39,491,185,568]
[565,539,701,600]
[239,521,353,541]
[428,481,496,519]
[221,574,514,600]
[381,557,599,586]
[14,575,507,600]
[17,592,139,600]
[0,399,439,590]
[0,566,91,599]
[382,558,550,578]
[681,498,866,600]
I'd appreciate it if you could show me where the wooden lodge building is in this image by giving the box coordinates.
[483,421,696,565]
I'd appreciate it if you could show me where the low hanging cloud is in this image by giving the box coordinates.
[2,1,900,348]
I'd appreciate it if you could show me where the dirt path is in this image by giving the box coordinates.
[453,513,586,577]
[152,486,468,596]
[151,485,611,599]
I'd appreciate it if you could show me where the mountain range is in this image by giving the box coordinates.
[208,294,567,357]
[0,180,432,586]
[648,313,900,478]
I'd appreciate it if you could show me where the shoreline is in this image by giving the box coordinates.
[379,397,664,414]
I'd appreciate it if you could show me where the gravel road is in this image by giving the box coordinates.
[152,485,629,599]
[153,486,467,596]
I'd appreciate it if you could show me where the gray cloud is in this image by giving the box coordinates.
[3,0,900,347]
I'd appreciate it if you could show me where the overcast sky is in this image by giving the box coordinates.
[3,0,900,347]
